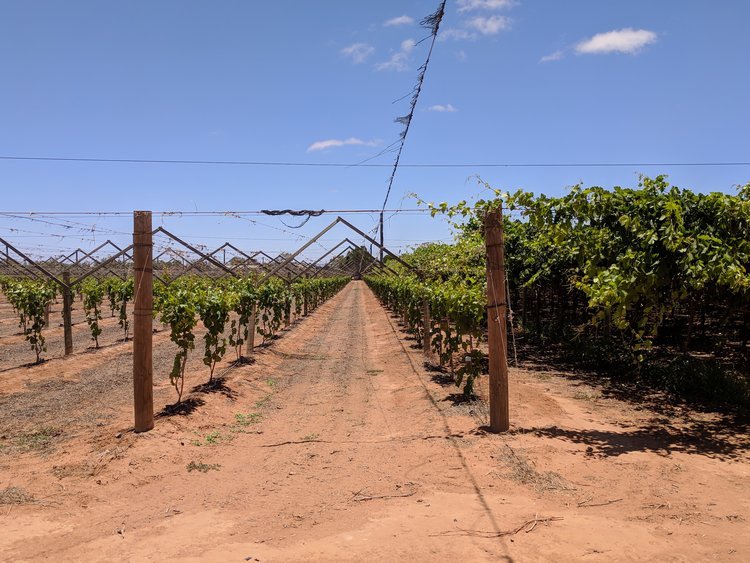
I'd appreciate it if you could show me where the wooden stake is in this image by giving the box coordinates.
[422,299,431,358]
[485,206,509,433]
[62,270,73,356]
[133,211,154,433]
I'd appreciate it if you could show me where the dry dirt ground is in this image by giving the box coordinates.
[1,281,749,562]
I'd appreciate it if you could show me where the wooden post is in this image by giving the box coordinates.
[133,211,154,433]
[379,212,384,264]
[422,299,431,358]
[44,303,50,327]
[485,206,509,433]
[303,294,309,317]
[62,270,74,355]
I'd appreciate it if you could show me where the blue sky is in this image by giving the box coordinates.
[1,0,749,258]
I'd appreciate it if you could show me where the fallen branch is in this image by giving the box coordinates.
[430,516,563,538]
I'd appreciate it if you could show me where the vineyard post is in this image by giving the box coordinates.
[485,206,510,433]
[133,211,154,432]
[379,212,384,264]
[422,299,431,358]
[62,270,74,355]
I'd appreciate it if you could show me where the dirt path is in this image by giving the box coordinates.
[1,281,749,561]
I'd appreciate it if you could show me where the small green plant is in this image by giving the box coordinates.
[196,287,231,382]
[105,277,134,340]
[191,430,226,446]
[80,278,105,348]
[301,433,320,441]
[228,278,257,361]
[15,427,61,452]
[235,412,263,426]
[186,461,221,473]
[158,287,198,402]
[266,377,277,387]
[4,280,56,363]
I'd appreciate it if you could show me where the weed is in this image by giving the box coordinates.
[235,412,263,426]
[573,389,599,402]
[497,444,571,492]
[15,427,61,452]
[186,461,221,473]
[301,433,320,441]
[255,394,272,409]
[192,430,226,446]
[266,377,277,387]
[0,486,34,505]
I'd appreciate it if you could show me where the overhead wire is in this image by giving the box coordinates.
[1,155,749,168]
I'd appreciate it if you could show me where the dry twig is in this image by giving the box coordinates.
[430,516,563,538]
[578,497,623,508]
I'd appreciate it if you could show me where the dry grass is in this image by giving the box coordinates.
[0,486,34,505]
[498,444,572,492]
[14,427,62,452]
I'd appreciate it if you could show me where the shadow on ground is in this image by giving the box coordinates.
[515,417,750,461]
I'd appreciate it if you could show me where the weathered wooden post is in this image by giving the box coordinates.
[485,206,509,432]
[133,211,154,432]
[62,270,74,355]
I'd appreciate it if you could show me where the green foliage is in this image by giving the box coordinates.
[367,275,485,397]
[153,275,348,402]
[2,279,56,363]
[505,175,750,349]
[227,277,257,361]
[157,284,198,402]
[405,175,750,406]
[104,277,134,340]
[196,286,231,381]
[80,278,106,348]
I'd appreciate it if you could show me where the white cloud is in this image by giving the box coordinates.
[384,15,414,27]
[427,104,458,113]
[307,137,379,152]
[340,43,375,64]
[467,15,511,35]
[401,38,416,53]
[575,28,657,55]
[376,52,409,71]
[439,28,477,41]
[539,50,563,63]
[375,39,416,72]
[457,0,514,12]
